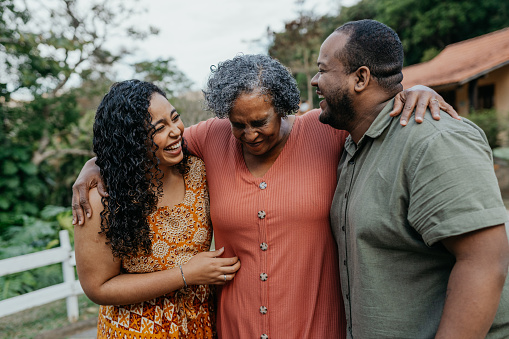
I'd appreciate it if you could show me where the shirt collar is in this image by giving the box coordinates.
[344,98,396,156]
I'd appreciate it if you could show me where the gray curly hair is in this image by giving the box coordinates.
[203,54,301,118]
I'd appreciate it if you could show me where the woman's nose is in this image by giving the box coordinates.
[168,124,181,137]
[243,127,258,140]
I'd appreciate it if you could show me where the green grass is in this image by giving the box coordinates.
[0,295,99,339]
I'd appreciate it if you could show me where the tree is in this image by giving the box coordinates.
[268,0,509,102]
[0,0,162,219]
[334,0,509,65]
[134,57,193,99]
[268,1,325,107]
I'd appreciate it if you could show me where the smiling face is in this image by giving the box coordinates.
[311,32,356,130]
[229,92,287,157]
[149,93,185,168]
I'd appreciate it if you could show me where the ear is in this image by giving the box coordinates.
[353,66,371,93]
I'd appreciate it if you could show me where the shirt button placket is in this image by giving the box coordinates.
[258,180,268,335]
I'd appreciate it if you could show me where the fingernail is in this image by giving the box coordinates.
[86,213,91,218]
[401,120,407,126]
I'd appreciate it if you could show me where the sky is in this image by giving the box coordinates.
[124,0,358,90]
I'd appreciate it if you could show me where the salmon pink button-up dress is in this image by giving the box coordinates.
[184,110,348,339]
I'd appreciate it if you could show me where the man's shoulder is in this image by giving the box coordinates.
[391,111,487,145]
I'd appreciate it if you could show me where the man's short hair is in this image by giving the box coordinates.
[334,19,404,90]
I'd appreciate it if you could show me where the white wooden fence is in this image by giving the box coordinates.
[0,230,84,322]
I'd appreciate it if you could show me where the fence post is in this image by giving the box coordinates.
[59,230,79,322]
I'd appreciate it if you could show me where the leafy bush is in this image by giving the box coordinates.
[467,109,505,149]
[0,145,47,224]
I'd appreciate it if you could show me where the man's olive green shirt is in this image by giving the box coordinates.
[331,99,509,338]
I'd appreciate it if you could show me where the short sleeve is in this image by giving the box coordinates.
[407,126,508,246]
[184,118,217,159]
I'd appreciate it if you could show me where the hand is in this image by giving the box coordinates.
[389,85,460,126]
[72,157,107,226]
[182,247,241,286]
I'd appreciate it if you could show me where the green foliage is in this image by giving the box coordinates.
[0,145,46,223]
[336,0,509,66]
[0,0,185,218]
[467,109,504,149]
[269,13,325,108]
[269,0,509,95]
[134,58,193,99]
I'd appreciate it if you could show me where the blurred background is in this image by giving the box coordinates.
[1,0,508,337]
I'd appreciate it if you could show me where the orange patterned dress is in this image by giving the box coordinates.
[97,156,216,339]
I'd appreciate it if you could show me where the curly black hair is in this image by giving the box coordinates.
[93,79,189,260]
[334,20,404,91]
[203,54,301,118]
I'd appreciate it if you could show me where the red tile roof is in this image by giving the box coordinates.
[402,27,509,89]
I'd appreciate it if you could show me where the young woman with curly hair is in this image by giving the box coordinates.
[74,80,240,339]
[73,55,457,338]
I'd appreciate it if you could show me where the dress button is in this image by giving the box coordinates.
[260,273,268,281]
[261,334,269,339]
[259,181,267,190]
[342,226,345,231]
[349,160,355,165]
[260,242,268,251]
[343,260,346,265]
[260,306,268,314]
[258,211,266,219]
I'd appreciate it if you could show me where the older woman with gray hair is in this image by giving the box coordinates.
[72,54,456,339]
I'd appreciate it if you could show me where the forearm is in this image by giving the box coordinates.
[86,266,186,306]
[435,259,507,338]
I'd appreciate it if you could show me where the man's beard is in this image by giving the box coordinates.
[318,86,355,130]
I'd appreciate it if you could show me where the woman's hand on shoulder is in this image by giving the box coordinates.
[182,247,241,286]
[389,85,460,126]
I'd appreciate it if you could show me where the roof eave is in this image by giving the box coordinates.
[457,60,509,86]
[406,60,509,89]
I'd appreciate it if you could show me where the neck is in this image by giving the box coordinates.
[151,164,180,185]
[349,87,398,144]
[348,101,390,144]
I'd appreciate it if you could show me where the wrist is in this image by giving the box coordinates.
[179,264,188,289]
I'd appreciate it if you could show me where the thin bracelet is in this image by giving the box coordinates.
[179,265,188,288]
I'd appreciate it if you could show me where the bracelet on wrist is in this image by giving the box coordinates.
[179,265,188,289]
